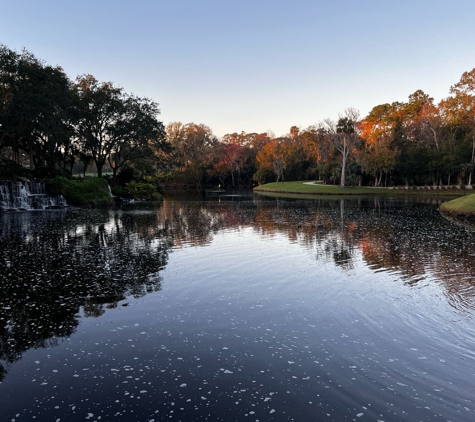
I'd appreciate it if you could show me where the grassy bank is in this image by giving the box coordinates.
[440,194,475,221]
[47,177,113,206]
[254,181,470,197]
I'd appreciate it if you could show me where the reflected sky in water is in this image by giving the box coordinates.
[1,195,475,421]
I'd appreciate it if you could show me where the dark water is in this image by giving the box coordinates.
[1,195,475,421]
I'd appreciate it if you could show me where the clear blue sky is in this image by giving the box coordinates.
[1,0,474,137]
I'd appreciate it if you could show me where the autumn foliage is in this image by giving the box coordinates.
[2,43,475,189]
[165,68,475,189]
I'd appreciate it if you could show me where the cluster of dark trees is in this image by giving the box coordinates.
[0,45,169,180]
[2,44,475,189]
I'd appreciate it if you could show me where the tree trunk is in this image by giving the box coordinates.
[29,139,35,170]
[340,155,346,187]
[12,146,20,164]
[95,159,105,178]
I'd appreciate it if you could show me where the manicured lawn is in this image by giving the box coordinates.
[440,194,475,217]
[253,181,468,196]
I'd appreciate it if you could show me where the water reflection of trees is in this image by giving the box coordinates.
[350,199,475,310]
[155,200,257,247]
[252,196,475,309]
[2,197,474,380]
[0,209,171,380]
[157,196,475,309]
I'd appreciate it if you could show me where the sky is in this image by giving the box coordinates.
[1,0,475,137]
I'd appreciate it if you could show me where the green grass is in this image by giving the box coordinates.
[440,194,475,218]
[254,181,469,197]
[251,191,377,200]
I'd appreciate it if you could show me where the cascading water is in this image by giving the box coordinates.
[0,180,67,211]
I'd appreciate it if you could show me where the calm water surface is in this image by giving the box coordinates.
[1,195,475,421]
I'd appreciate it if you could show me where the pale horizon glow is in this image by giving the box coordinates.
[1,0,474,137]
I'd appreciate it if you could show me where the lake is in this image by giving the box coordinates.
[1,194,475,421]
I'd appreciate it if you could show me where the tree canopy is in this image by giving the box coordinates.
[1,45,168,179]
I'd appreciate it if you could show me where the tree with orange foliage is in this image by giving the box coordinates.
[299,126,328,166]
[359,103,400,186]
[206,159,228,187]
[404,90,443,150]
[165,122,217,188]
[255,131,306,183]
[256,139,284,182]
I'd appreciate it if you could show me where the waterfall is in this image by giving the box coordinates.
[0,180,67,211]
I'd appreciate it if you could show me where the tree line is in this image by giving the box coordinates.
[2,44,475,188]
[165,77,475,189]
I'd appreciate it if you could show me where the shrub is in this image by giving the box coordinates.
[253,168,275,185]
[156,171,176,182]
[125,182,161,200]
[141,174,164,195]
[111,185,132,198]
[47,177,113,206]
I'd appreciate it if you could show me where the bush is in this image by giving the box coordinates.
[111,185,132,198]
[125,182,161,200]
[47,177,113,206]
[141,174,164,195]
[253,168,275,185]
[156,171,176,182]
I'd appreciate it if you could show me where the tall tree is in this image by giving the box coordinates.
[165,122,217,188]
[360,103,400,186]
[107,95,167,177]
[219,132,253,187]
[165,121,187,169]
[256,135,304,183]
[321,108,361,187]
[0,45,76,173]
[166,122,216,168]
[74,75,124,177]
[75,75,166,177]
[299,125,329,170]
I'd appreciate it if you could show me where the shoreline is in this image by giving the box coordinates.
[440,194,475,225]
[253,181,470,197]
